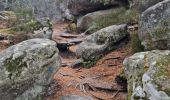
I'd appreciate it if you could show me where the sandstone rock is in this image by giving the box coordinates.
[68,0,129,16]
[61,94,94,100]
[76,24,128,61]
[0,39,61,100]
[129,0,163,12]
[138,0,170,50]
[124,50,170,100]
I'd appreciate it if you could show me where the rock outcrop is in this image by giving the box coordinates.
[68,0,129,16]
[76,24,128,61]
[138,0,170,50]
[0,39,61,100]
[124,50,170,100]
[129,0,163,12]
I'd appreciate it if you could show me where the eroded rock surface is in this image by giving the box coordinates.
[76,24,128,61]
[124,50,170,100]
[0,39,61,100]
[138,0,170,50]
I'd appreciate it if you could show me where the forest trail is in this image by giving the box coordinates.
[49,22,131,100]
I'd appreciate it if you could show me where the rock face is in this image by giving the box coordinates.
[61,94,94,100]
[68,0,129,16]
[0,39,61,100]
[124,50,170,100]
[138,0,170,50]
[129,0,163,12]
[76,24,128,61]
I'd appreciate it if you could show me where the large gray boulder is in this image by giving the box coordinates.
[68,0,129,16]
[124,50,170,100]
[129,0,163,12]
[61,94,94,100]
[0,39,61,100]
[77,8,116,32]
[138,0,170,50]
[76,24,128,61]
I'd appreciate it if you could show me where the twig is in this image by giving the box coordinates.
[113,90,120,98]
[102,57,120,63]
[59,72,72,77]
[107,64,117,67]
[91,73,112,79]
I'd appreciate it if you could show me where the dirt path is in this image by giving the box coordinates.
[49,22,131,100]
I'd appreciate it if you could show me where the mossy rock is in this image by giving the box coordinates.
[124,50,170,99]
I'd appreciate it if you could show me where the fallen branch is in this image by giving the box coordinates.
[113,90,120,98]
[91,73,112,79]
[107,64,117,67]
[59,72,73,77]
[102,57,120,63]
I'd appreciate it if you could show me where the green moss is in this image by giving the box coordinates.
[153,55,170,95]
[4,56,27,79]
[83,55,102,68]
[11,20,43,33]
[130,31,144,53]
[155,55,170,80]
[90,8,139,33]
[35,95,43,100]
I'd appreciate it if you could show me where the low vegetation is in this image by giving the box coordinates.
[90,7,139,33]
[130,31,144,53]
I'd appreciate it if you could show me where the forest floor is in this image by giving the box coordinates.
[0,21,133,100]
[46,22,133,100]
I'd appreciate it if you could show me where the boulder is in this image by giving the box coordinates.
[76,24,128,61]
[30,27,52,39]
[138,0,170,50]
[61,94,94,100]
[77,8,116,32]
[129,0,163,12]
[0,39,61,100]
[77,7,138,33]
[59,0,74,21]
[68,0,129,16]
[124,50,170,100]
[27,18,53,39]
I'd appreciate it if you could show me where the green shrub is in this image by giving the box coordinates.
[130,31,144,53]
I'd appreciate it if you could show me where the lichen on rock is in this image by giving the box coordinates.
[124,50,170,100]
